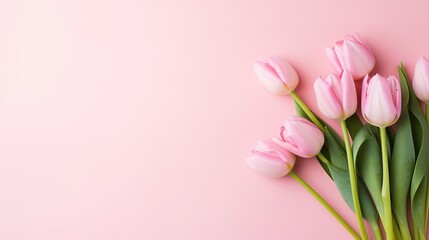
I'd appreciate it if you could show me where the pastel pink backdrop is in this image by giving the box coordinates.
[0,0,428,239]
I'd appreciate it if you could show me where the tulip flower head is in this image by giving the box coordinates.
[274,116,325,158]
[361,74,401,127]
[314,70,357,120]
[246,139,296,178]
[412,56,429,103]
[254,57,299,95]
[326,33,375,80]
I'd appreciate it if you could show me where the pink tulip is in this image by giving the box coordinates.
[273,116,325,158]
[254,57,299,95]
[412,56,429,103]
[246,139,296,178]
[326,33,375,80]
[361,74,401,127]
[314,70,357,120]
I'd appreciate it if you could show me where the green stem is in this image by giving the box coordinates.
[289,171,361,239]
[397,217,412,240]
[316,153,331,166]
[290,91,324,131]
[425,104,429,235]
[380,127,394,240]
[393,217,403,240]
[413,227,420,240]
[341,120,368,240]
[371,222,383,240]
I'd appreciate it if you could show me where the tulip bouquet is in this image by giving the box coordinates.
[247,33,429,240]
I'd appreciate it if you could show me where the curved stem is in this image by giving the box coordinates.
[341,120,368,240]
[371,222,383,240]
[289,171,361,239]
[380,127,394,240]
[290,91,324,131]
[316,153,331,166]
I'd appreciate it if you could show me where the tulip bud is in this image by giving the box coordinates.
[246,139,296,178]
[273,116,325,158]
[254,57,299,95]
[326,33,375,80]
[412,56,429,103]
[361,74,401,127]
[314,70,357,120]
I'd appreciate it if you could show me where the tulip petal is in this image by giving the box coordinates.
[334,43,346,70]
[278,117,324,158]
[254,61,289,95]
[362,75,398,127]
[267,57,299,92]
[247,139,296,178]
[327,34,375,80]
[272,137,302,158]
[387,76,401,121]
[314,76,343,119]
[342,39,375,79]
[246,154,291,178]
[351,33,372,51]
[255,139,296,165]
[361,74,370,113]
[413,56,429,102]
[326,47,342,74]
[339,70,357,119]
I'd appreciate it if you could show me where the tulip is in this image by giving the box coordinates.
[413,56,429,103]
[326,33,375,80]
[246,139,296,178]
[362,74,401,240]
[314,70,357,120]
[247,139,360,239]
[361,74,401,127]
[413,57,429,240]
[254,57,299,95]
[273,116,324,158]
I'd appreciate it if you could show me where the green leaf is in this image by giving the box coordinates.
[399,64,429,238]
[345,113,363,139]
[324,127,379,225]
[386,127,396,157]
[324,127,348,170]
[327,163,379,226]
[389,65,414,238]
[353,124,385,225]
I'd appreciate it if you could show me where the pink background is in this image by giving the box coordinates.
[0,0,428,239]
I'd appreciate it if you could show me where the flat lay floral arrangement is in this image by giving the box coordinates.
[247,33,429,240]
